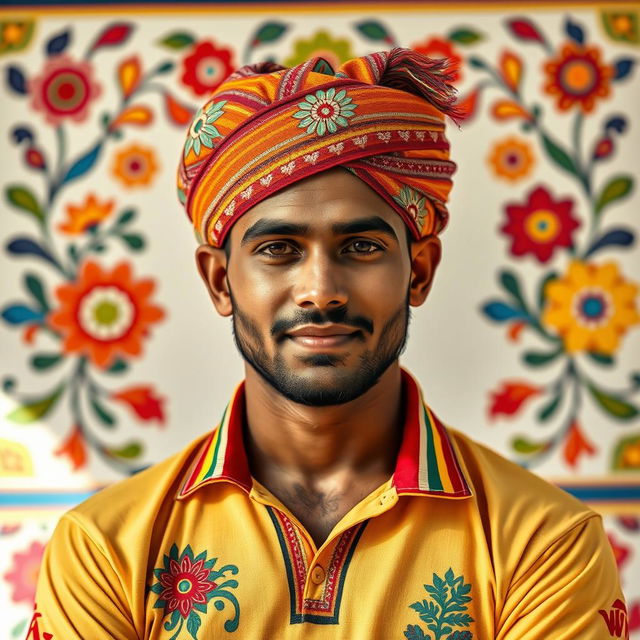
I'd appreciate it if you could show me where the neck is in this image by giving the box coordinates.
[244,363,404,485]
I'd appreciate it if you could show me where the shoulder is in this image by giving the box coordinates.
[448,427,600,550]
[450,427,594,518]
[445,428,617,596]
[64,431,211,546]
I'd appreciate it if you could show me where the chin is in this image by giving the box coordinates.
[260,355,392,407]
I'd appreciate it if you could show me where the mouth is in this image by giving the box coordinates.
[285,324,362,350]
[289,334,357,349]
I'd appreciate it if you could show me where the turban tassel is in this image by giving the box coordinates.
[374,48,462,122]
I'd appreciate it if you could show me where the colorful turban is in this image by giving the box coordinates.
[177,48,460,247]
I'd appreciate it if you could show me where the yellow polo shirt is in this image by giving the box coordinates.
[32,370,627,640]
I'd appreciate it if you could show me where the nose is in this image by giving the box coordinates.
[292,248,348,310]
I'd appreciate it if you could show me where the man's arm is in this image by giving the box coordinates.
[32,512,137,639]
[496,515,628,640]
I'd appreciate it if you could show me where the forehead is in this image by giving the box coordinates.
[228,168,406,241]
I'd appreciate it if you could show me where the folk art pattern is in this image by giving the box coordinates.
[267,506,368,624]
[404,569,474,640]
[473,17,640,471]
[149,543,240,638]
[0,5,638,638]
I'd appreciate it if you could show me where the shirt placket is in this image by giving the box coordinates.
[251,479,399,629]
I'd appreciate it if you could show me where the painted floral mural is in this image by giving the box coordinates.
[1,22,182,474]
[1,6,637,638]
[470,16,639,470]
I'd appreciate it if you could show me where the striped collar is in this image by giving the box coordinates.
[177,369,471,500]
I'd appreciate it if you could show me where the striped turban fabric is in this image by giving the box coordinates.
[177,48,460,247]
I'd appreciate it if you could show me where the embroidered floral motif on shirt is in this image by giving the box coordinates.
[292,87,357,136]
[150,543,240,637]
[404,568,474,640]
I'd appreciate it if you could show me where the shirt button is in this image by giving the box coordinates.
[311,565,326,585]
[379,493,389,506]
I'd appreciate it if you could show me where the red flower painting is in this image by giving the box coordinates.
[544,42,613,113]
[501,185,581,263]
[4,541,45,604]
[29,54,101,126]
[489,381,542,419]
[112,385,165,424]
[181,40,234,96]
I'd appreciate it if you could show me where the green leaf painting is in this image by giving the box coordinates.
[6,384,65,424]
[595,175,634,216]
[6,185,44,224]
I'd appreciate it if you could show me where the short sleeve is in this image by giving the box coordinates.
[31,512,137,640]
[496,514,628,640]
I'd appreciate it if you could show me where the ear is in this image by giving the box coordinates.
[408,235,441,307]
[195,244,233,317]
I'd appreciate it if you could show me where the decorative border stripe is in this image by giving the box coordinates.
[422,405,445,492]
[178,383,252,498]
[267,506,367,625]
[0,490,97,506]
[562,484,640,502]
[4,483,638,510]
[267,507,301,621]
[394,370,472,497]
[0,1,619,10]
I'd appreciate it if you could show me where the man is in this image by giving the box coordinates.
[33,49,626,639]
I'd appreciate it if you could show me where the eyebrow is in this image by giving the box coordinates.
[331,217,398,240]
[240,215,398,246]
[240,220,310,246]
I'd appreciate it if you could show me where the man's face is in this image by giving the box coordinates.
[203,168,438,406]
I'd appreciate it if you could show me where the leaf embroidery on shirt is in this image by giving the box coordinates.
[404,568,474,640]
[149,543,240,638]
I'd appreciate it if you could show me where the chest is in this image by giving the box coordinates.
[141,495,493,640]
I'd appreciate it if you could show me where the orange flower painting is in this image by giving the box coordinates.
[112,143,159,188]
[48,260,165,368]
[488,137,535,182]
[58,193,114,234]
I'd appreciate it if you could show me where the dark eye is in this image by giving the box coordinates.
[258,241,297,257]
[345,240,382,254]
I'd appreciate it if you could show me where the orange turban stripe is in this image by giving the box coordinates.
[177,49,459,247]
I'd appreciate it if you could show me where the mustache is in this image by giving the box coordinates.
[271,307,374,339]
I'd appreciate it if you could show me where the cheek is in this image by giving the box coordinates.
[229,264,287,314]
[358,261,410,304]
